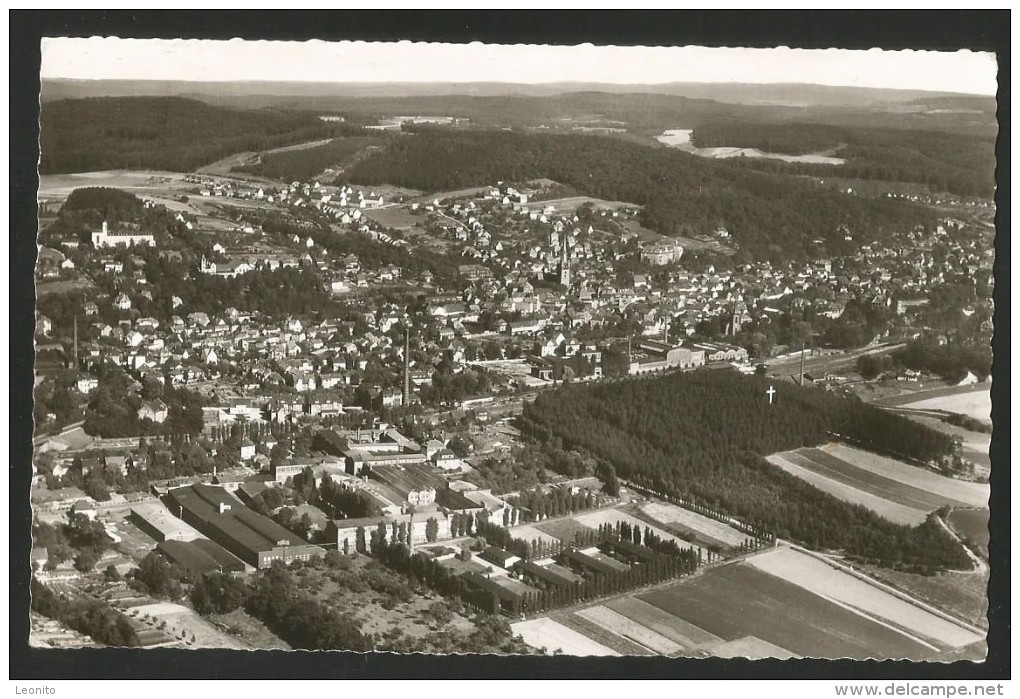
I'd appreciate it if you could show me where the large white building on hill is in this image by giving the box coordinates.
[91,221,155,248]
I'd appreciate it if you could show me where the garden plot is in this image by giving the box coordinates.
[746,548,983,650]
[512,617,620,656]
[638,502,747,547]
[766,453,927,526]
[576,605,685,655]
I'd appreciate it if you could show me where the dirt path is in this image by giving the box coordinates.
[935,516,987,575]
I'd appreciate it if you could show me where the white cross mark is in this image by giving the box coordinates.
[766,385,777,405]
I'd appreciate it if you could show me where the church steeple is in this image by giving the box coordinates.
[559,230,571,288]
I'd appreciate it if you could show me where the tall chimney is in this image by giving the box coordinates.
[402,328,410,407]
[72,315,79,370]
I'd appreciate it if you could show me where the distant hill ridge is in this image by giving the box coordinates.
[41,78,993,105]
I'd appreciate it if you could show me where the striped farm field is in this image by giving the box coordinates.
[712,636,798,660]
[511,617,619,656]
[766,452,927,525]
[638,560,939,659]
[821,444,988,507]
[575,605,685,655]
[638,502,748,547]
[553,611,655,656]
[605,596,723,649]
[746,548,983,651]
[766,443,988,525]
[785,450,955,511]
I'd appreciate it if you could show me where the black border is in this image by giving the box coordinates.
[10,9,1010,681]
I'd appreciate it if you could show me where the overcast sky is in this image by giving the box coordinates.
[40,38,997,95]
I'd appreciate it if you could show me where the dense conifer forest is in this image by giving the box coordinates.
[348,130,936,261]
[519,371,969,572]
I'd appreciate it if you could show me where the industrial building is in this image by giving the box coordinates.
[327,511,452,551]
[369,463,447,507]
[341,428,427,475]
[130,502,203,542]
[635,339,706,370]
[157,538,247,577]
[513,560,581,589]
[164,484,324,569]
[689,341,750,364]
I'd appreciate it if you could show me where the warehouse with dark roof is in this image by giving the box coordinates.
[157,538,247,577]
[164,483,324,569]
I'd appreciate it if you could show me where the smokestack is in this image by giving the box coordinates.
[402,328,410,407]
[73,315,79,370]
[102,221,108,235]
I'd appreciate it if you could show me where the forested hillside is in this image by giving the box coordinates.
[691,121,995,198]
[519,371,968,571]
[39,97,362,174]
[348,130,937,261]
[41,187,183,247]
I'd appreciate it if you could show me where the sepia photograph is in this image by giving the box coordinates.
[12,10,1007,687]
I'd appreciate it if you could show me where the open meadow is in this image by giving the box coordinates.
[38,170,195,200]
[902,391,992,425]
[531,518,590,544]
[873,383,991,412]
[361,205,423,230]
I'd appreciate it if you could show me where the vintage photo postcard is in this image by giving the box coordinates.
[25,34,998,668]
